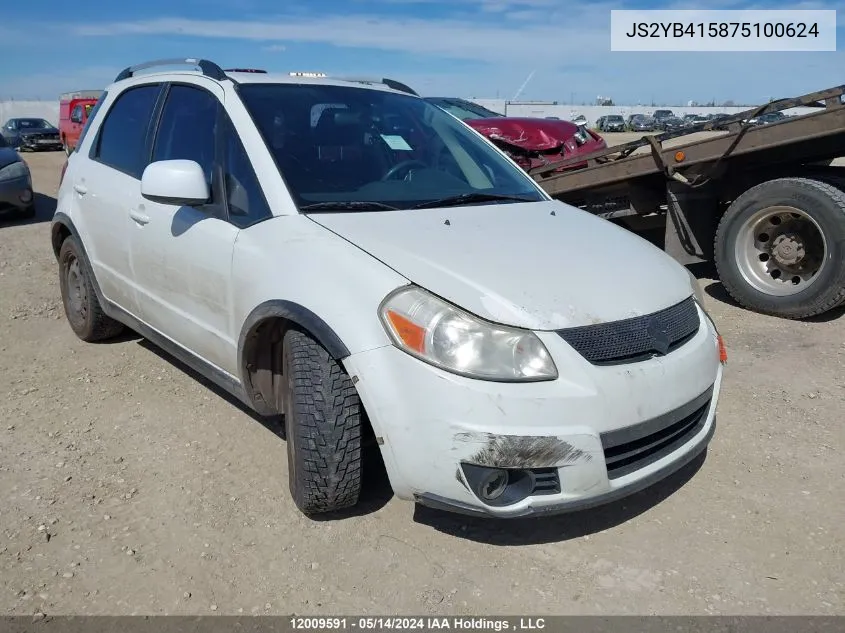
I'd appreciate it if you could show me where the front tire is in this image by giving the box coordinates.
[714,177,845,318]
[282,328,363,515]
[58,237,124,341]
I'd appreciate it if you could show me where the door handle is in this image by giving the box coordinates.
[73,183,87,195]
[129,209,150,225]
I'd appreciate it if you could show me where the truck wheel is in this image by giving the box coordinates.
[58,237,125,341]
[715,177,845,318]
[282,328,362,515]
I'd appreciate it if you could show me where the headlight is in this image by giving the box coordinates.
[0,160,28,182]
[379,285,558,381]
[573,126,590,146]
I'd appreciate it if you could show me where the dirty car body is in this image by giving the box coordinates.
[54,64,724,519]
[425,97,607,172]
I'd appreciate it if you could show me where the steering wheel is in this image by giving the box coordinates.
[382,159,428,181]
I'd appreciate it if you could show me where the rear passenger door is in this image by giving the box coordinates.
[129,81,244,375]
[74,83,162,317]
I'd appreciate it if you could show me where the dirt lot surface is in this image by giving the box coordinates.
[1,150,843,617]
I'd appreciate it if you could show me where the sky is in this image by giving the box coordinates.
[0,0,843,104]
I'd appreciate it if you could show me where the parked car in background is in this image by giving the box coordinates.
[425,97,606,172]
[0,134,35,219]
[749,111,787,126]
[657,116,686,132]
[682,114,698,126]
[1,118,62,152]
[652,109,675,127]
[599,114,626,132]
[627,114,655,132]
[59,90,103,155]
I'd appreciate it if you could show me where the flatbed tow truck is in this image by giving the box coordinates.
[529,84,845,320]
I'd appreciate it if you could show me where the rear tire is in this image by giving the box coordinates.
[58,236,125,341]
[282,328,363,515]
[714,177,845,318]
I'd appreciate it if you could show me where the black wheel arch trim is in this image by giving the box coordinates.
[237,300,351,363]
[51,213,108,308]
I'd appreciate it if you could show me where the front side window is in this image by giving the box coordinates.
[221,114,272,229]
[239,84,544,211]
[94,85,160,177]
[152,84,218,187]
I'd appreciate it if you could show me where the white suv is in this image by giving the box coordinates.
[51,58,726,518]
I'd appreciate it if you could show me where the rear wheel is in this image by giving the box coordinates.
[58,237,124,341]
[282,328,363,515]
[715,177,845,318]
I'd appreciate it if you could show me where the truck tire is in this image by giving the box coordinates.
[714,177,845,318]
[282,328,362,515]
[58,236,125,341]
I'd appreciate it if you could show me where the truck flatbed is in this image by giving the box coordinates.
[525,85,845,321]
[531,85,845,197]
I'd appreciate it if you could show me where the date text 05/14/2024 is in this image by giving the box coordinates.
[289,617,547,630]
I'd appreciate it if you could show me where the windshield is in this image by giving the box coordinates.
[16,119,52,129]
[424,97,504,120]
[239,84,545,211]
[607,115,623,122]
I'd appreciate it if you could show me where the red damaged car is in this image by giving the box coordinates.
[424,97,606,172]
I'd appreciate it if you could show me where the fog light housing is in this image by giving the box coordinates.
[19,190,32,203]
[479,469,508,500]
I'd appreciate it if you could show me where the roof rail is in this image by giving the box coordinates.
[114,58,227,83]
[335,76,418,96]
[224,68,267,74]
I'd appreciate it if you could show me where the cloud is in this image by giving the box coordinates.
[262,43,287,52]
[0,66,119,101]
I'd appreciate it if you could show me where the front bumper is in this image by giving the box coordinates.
[0,176,34,214]
[19,136,62,151]
[344,305,723,518]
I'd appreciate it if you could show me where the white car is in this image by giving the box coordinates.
[51,58,726,519]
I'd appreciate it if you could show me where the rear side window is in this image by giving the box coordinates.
[92,85,160,178]
[152,84,218,189]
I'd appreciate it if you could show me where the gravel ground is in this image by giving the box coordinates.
[0,148,843,617]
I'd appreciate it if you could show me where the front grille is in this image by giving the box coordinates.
[556,296,699,365]
[601,386,713,479]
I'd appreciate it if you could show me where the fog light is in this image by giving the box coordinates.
[19,190,32,203]
[478,469,508,500]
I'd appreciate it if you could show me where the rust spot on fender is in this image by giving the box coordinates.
[455,432,592,468]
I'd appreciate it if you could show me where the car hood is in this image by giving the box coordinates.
[0,147,21,169]
[309,200,693,330]
[465,117,581,152]
[20,127,58,136]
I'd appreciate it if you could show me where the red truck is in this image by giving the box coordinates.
[59,90,103,155]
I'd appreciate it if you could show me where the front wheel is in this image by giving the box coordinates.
[282,328,363,515]
[714,177,845,318]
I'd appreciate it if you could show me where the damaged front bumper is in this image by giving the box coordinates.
[343,309,723,518]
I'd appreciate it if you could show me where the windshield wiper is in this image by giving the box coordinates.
[299,201,399,212]
[410,192,535,209]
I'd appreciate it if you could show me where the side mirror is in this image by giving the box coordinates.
[141,160,209,207]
